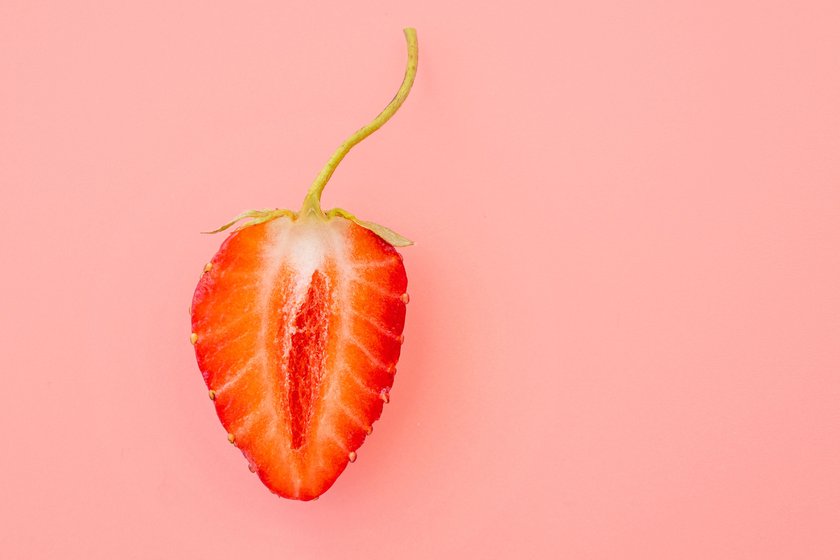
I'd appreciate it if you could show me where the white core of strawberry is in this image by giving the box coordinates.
[287,222,327,300]
[259,218,348,314]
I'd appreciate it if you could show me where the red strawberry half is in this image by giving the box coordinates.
[190,29,418,501]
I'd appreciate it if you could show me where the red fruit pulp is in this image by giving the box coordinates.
[191,217,407,500]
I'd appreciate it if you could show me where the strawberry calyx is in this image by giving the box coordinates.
[326,208,413,247]
[204,206,413,247]
[204,28,418,248]
[202,208,296,234]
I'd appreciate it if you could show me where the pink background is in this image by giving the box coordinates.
[2,1,839,558]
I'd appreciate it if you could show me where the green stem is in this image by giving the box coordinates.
[300,28,418,217]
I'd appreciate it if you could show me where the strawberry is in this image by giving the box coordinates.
[190,29,418,501]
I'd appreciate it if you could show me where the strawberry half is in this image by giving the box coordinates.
[190,29,418,501]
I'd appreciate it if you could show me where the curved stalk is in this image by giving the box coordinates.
[300,28,418,217]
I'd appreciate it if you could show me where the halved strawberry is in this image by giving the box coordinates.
[190,29,418,501]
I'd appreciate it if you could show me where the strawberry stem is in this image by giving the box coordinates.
[300,28,418,217]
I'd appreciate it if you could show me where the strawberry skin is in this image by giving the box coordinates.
[190,28,418,501]
[191,217,407,500]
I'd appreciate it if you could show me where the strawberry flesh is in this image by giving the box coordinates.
[191,216,407,500]
[287,270,330,450]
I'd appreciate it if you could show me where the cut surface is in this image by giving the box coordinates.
[191,216,407,500]
[286,269,330,450]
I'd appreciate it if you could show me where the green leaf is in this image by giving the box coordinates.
[327,208,413,247]
[202,209,295,234]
